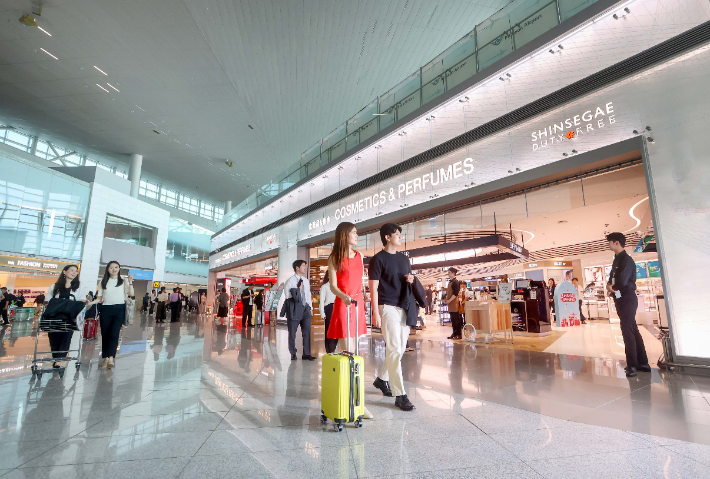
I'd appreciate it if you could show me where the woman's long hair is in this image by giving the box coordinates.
[321,270,330,287]
[330,222,356,272]
[101,260,124,290]
[54,264,80,296]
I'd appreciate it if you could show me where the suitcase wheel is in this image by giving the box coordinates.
[355,419,363,428]
[334,423,343,432]
[320,415,327,425]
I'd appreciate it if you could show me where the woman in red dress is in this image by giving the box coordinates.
[327,221,372,418]
[327,222,367,346]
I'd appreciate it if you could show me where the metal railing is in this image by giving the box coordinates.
[220,0,598,229]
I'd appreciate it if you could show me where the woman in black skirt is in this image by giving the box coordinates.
[216,288,229,321]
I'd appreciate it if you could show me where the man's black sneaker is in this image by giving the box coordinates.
[373,377,392,397]
[291,354,297,361]
[638,364,652,372]
[302,355,316,361]
[395,395,415,411]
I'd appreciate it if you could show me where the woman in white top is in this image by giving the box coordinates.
[319,271,338,353]
[46,264,83,369]
[156,287,168,323]
[94,261,134,369]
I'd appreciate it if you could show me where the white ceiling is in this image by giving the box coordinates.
[0,0,511,204]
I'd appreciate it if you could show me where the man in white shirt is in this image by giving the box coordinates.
[283,260,315,361]
[572,277,587,324]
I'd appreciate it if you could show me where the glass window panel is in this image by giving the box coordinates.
[512,2,559,49]
[581,165,647,206]
[422,75,446,105]
[445,54,478,91]
[5,130,31,150]
[559,0,598,22]
[526,180,585,217]
[380,71,420,129]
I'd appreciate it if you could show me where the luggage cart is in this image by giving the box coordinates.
[31,306,84,380]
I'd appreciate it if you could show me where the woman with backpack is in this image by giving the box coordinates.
[93,261,134,369]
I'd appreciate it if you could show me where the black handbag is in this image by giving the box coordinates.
[39,297,85,331]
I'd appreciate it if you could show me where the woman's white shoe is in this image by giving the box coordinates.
[364,407,374,419]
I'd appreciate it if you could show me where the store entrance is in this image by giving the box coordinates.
[341,160,664,362]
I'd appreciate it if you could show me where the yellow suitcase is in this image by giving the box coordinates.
[320,301,365,431]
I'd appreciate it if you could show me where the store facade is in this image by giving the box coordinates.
[211,0,710,366]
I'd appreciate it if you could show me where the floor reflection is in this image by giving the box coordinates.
[0,311,709,478]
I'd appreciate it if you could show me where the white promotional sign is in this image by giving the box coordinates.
[554,281,581,327]
[498,283,512,303]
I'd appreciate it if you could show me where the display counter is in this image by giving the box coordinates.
[464,300,512,343]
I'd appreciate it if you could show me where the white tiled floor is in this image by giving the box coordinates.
[0,311,709,478]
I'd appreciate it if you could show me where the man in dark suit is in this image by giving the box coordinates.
[241,285,255,327]
[606,232,651,377]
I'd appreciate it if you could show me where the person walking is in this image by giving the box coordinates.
[0,287,10,325]
[319,271,337,353]
[141,293,150,313]
[572,277,587,324]
[445,268,462,340]
[34,291,46,318]
[369,223,416,411]
[149,289,156,315]
[282,260,316,361]
[425,286,434,315]
[217,288,230,321]
[169,288,181,323]
[156,287,168,323]
[94,261,134,369]
[548,278,556,314]
[241,285,255,327]
[606,232,651,377]
[46,264,83,369]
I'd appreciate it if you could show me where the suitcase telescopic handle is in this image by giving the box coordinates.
[345,299,360,356]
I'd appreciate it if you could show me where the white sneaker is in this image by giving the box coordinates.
[364,407,374,419]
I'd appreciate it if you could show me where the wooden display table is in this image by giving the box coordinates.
[464,301,513,343]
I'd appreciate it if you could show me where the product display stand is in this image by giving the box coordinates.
[463,301,513,343]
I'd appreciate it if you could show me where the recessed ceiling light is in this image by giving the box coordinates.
[40,48,58,60]
[93,66,108,75]
[96,84,109,92]
[38,26,51,36]
[106,83,120,92]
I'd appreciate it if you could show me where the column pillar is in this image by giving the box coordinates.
[276,241,309,319]
[128,153,143,198]
[225,201,232,213]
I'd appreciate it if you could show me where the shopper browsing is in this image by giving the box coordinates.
[241,284,255,327]
[445,268,462,340]
[319,271,337,353]
[369,222,416,411]
[572,278,587,324]
[282,260,316,360]
[548,278,556,313]
[46,264,83,369]
[92,261,134,369]
[606,232,651,377]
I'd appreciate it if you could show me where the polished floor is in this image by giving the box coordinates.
[0,311,710,478]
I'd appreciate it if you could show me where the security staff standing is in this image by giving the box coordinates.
[606,232,651,377]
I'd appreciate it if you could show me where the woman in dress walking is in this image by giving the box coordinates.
[327,222,372,418]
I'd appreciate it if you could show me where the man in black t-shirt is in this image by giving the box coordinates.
[368,223,416,411]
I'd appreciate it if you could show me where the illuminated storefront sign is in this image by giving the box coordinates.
[334,157,474,221]
[0,255,80,273]
[531,102,616,151]
[308,216,331,230]
[524,260,572,269]
[213,244,252,266]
